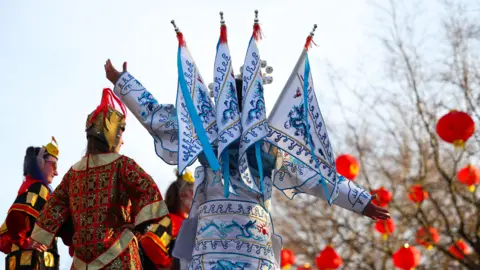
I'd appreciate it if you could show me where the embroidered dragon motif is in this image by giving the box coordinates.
[222,82,239,125]
[196,87,215,123]
[246,81,265,124]
[198,220,263,241]
[284,103,315,146]
[209,260,251,270]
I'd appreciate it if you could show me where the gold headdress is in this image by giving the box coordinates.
[175,169,194,184]
[44,136,59,158]
[85,88,127,151]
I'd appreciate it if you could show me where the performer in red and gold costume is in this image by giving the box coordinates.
[140,170,194,269]
[30,88,168,269]
[0,137,70,269]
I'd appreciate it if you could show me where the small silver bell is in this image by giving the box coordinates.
[209,89,214,98]
[260,60,267,68]
[208,83,214,91]
[263,76,273,84]
[265,66,273,74]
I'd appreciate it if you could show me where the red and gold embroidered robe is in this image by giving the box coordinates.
[31,153,168,270]
[0,176,72,269]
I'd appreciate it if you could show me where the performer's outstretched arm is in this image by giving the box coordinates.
[296,176,389,220]
[273,151,390,220]
[105,60,179,165]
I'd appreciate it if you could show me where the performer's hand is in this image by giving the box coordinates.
[104,59,127,84]
[26,238,48,252]
[362,202,390,220]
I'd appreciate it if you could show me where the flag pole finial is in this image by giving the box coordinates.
[220,11,225,25]
[253,10,262,40]
[171,20,185,46]
[171,20,180,33]
[310,24,318,36]
[305,24,318,50]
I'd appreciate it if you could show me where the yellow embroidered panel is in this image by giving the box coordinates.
[134,200,168,226]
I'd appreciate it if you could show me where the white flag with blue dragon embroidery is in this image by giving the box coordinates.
[266,32,341,205]
[213,14,242,197]
[174,22,220,175]
[238,17,268,193]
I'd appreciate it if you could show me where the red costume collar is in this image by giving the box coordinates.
[18,176,43,195]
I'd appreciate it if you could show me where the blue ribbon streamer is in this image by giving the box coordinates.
[222,150,230,198]
[303,56,332,204]
[255,142,264,193]
[177,46,220,171]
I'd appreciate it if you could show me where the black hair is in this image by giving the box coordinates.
[165,177,194,215]
[86,135,111,154]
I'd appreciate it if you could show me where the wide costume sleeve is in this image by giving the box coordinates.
[273,150,372,215]
[139,215,175,269]
[5,182,51,248]
[113,72,179,165]
[30,176,71,246]
[121,157,168,227]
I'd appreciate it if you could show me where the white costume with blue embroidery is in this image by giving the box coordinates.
[113,72,372,269]
[112,11,372,270]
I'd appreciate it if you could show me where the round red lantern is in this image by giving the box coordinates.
[392,244,421,270]
[448,240,470,260]
[281,249,296,268]
[436,110,475,148]
[457,164,480,192]
[371,187,393,207]
[336,154,360,180]
[375,219,395,240]
[415,227,440,249]
[408,184,428,204]
[315,245,343,270]
[297,263,312,270]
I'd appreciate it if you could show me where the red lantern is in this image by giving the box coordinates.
[371,187,393,207]
[436,110,475,148]
[297,263,312,270]
[392,244,421,270]
[315,245,343,270]
[415,227,440,249]
[457,164,480,192]
[408,185,428,204]
[375,219,395,240]
[336,154,360,180]
[448,240,470,260]
[281,249,296,268]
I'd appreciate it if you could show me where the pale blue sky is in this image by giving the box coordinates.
[0,0,397,268]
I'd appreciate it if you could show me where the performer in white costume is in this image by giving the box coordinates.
[104,11,390,270]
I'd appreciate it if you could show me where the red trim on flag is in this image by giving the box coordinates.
[253,23,263,41]
[305,36,317,51]
[220,25,228,44]
[176,32,186,47]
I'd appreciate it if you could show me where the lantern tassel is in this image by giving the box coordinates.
[382,234,389,241]
[468,185,476,192]
[453,139,465,149]
[427,245,433,251]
